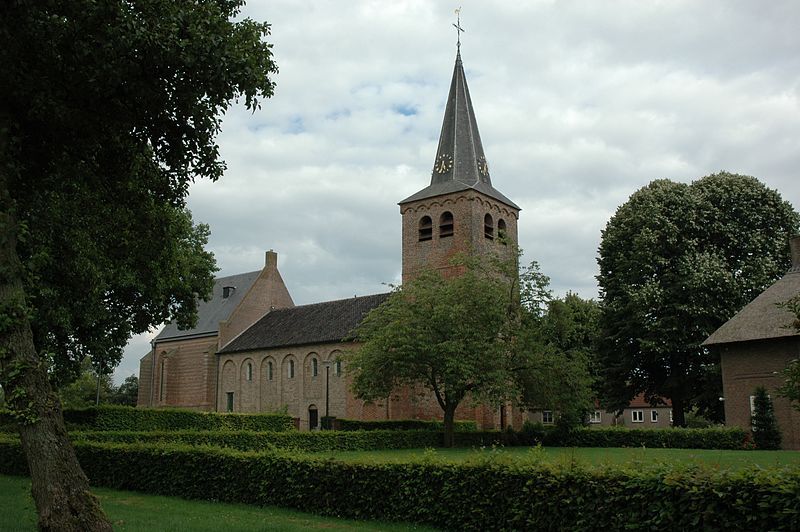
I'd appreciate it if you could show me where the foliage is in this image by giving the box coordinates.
[57,356,114,409]
[109,375,139,407]
[348,253,528,446]
[335,419,477,432]
[778,357,800,408]
[349,253,593,446]
[0,1,277,526]
[751,386,782,450]
[597,173,800,426]
[56,405,295,433]
[516,293,597,428]
[0,438,796,531]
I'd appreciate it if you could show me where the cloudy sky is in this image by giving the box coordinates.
[114,0,800,383]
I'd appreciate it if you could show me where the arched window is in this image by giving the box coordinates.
[335,360,342,376]
[312,357,318,377]
[498,218,507,242]
[439,211,454,237]
[246,362,253,381]
[418,215,433,241]
[267,361,274,381]
[288,359,295,379]
[484,213,494,240]
[159,359,166,402]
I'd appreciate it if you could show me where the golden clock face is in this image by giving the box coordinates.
[434,154,453,174]
[478,156,489,178]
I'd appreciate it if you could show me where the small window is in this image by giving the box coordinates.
[497,219,507,242]
[246,362,253,381]
[651,410,659,423]
[288,359,295,379]
[335,360,342,376]
[267,361,274,381]
[226,392,234,412]
[159,359,166,401]
[542,410,554,424]
[749,395,756,417]
[418,216,432,242]
[312,358,318,377]
[631,410,644,423]
[484,213,494,240]
[439,211,454,238]
[589,411,602,424]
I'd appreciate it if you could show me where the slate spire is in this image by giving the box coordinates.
[431,49,490,189]
[400,50,518,209]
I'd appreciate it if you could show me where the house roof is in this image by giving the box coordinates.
[703,268,800,346]
[399,50,519,210]
[154,270,261,342]
[218,292,391,354]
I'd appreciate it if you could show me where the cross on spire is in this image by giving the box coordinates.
[453,7,464,50]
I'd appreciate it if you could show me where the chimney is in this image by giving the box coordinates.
[265,249,278,271]
[791,235,800,271]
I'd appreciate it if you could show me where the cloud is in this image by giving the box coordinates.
[116,0,800,384]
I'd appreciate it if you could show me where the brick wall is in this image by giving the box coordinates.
[148,335,218,411]
[718,337,800,449]
[400,190,519,283]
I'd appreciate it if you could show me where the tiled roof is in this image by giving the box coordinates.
[154,270,261,342]
[218,292,391,354]
[703,270,800,346]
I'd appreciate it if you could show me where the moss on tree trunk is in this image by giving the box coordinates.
[0,165,111,531]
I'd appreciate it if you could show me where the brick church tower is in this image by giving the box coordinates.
[399,48,520,281]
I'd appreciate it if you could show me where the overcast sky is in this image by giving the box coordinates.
[114,0,800,383]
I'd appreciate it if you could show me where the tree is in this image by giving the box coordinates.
[348,253,590,446]
[58,358,114,409]
[0,1,276,529]
[597,173,799,427]
[751,386,782,450]
[519,292,598,427]
[110,375,139,407]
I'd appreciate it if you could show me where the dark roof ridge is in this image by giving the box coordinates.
[267,291,392,313]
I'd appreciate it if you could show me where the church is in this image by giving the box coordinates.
[137,47,523,429]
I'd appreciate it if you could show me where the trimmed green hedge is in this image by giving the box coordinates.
[70,429,501,452]
[0,437,796,531]
[0,406,295,433]
[335,418,478,432]
[529,426,750,450]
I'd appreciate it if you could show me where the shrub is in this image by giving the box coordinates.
[69,429,502,452]
[751,386,782,450]
[0,436,796,531]
[545,426,748,449]
[46,405,293,432]
[334,418,478,431]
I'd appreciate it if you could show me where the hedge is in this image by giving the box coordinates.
[0,406,294,433]
[0,437,796,531]
[531,426,750,450]
[335,418,478,432]
[70,429,502,452]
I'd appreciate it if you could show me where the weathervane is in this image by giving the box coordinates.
[453,7,464,50]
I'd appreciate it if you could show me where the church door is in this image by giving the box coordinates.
[308,405,318,430]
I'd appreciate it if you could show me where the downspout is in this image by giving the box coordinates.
[149,339,156,407]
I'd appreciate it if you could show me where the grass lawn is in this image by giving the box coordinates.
[311,446,800,471]
[0,475,434,532]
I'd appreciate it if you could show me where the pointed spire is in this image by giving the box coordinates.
[400,50,518,209]
[430,50,491,189]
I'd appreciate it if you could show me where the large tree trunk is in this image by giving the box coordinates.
[671,395,686,428]
[442,404,456,448]
[0,160,112,530]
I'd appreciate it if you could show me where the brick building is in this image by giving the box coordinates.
[704,236,800,449]
[138,48,526,429]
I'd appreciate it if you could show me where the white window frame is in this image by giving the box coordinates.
[589,410,602,424]
[650,410,658,423]
[631,410,644,423]
[542,410,554,424]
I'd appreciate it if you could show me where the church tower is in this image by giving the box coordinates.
[399,49,520,282]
